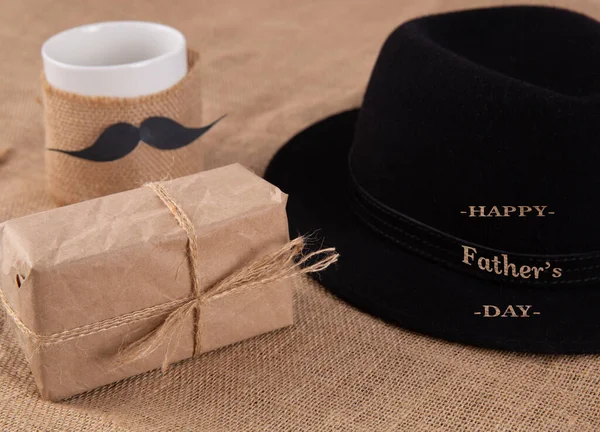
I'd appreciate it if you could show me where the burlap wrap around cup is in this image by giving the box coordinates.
[42,50,203,205]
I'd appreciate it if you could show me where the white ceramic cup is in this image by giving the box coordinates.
[42,21,187,97]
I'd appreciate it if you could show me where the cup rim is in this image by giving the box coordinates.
[41,21,186,71]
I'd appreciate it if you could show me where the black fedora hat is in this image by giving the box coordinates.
[265,5,600,353]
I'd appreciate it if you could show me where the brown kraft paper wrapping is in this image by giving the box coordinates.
[42,49,204,206]
[0,164,294,401]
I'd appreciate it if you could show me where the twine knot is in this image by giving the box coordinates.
[118,182,339,371]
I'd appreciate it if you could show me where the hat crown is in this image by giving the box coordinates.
[349,6,600,254]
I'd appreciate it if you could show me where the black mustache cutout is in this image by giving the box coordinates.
[49,116,225,162]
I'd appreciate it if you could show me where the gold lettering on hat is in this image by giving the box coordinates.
[473,305,540,318]
[460,206,554,217]
[461,245,563,280]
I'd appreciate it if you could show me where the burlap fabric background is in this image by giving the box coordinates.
[1,0,599,430]
[43,50,204,205]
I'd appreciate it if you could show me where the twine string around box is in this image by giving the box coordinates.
[0,182,339,371]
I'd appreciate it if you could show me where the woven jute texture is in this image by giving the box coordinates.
[1,0,600,430]
[43,50,203,205]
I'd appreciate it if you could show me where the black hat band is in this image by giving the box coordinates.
[348,165,600,287]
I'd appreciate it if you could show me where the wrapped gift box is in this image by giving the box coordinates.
[0,164,295,401]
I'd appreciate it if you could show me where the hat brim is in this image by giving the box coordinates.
[265,109,600,354]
